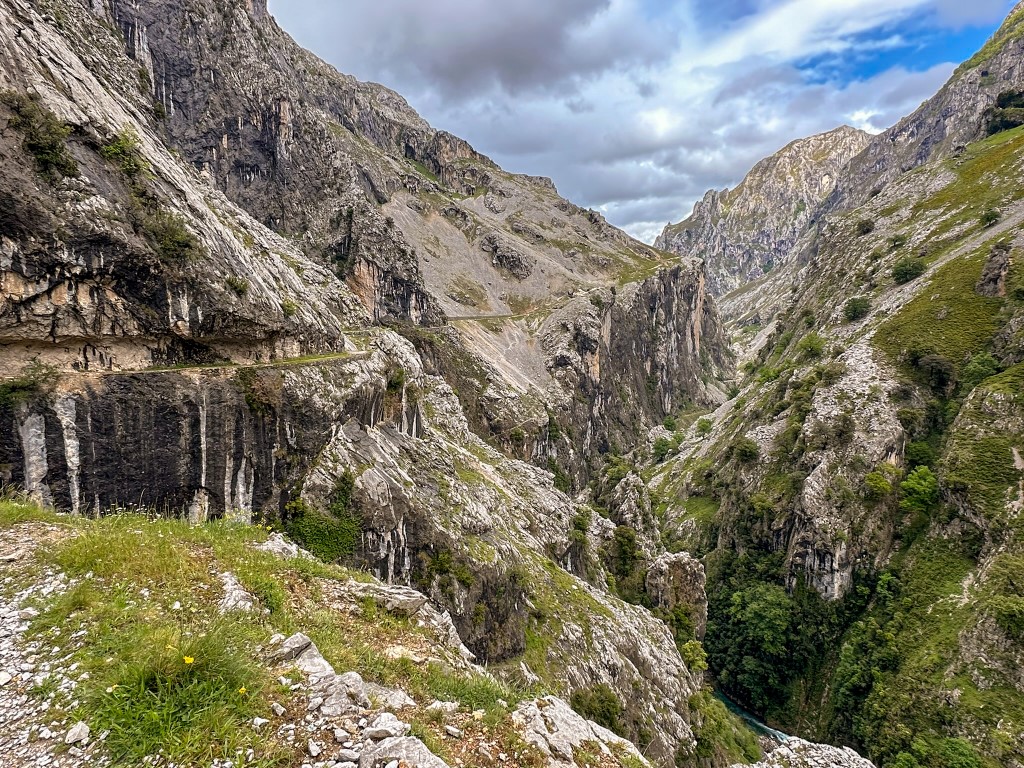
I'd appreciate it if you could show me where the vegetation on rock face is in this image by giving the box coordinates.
[891,258,926,285]
[0,361,58,411]
[100,128,149,178]
[0,90,79,180]
[843,297,872,323]
[569,684,624,736]
[285,471,361,562]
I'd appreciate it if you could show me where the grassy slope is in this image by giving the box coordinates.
[0,500,547,768]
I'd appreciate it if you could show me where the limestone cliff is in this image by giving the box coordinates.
[656,127,870,297]
[0,0,734,762]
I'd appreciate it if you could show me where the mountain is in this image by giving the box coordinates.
[641,8,1024,768]
[656,126,871,297]
[0,0,736,764]
[2,0,1024,767]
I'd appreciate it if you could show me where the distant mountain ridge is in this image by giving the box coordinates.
[656,126,870,296]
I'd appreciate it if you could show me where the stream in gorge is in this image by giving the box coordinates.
[715,692,791,743]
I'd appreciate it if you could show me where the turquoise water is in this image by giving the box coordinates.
[714,691,791,743]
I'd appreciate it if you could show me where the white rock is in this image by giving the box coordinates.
[65,721,90,745]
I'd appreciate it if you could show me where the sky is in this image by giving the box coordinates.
[267,0,1016,243]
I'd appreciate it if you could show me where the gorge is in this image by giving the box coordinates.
[1,1,1023,768]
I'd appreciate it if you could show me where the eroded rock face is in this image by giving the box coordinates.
[541,262,731,482]
[514,696,652,768]
[645,553,709,640]
[0,0,368,372]
[656,127,870,297]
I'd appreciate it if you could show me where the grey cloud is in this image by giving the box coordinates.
[270,0,679,98]
[267,0,1001,240]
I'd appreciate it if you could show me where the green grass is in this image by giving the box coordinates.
[875,246,1003,377]
[943,434,1022,521]
[982,362,1024,397]
[914,126,1024,224]
[682,496,720,531]
[0,506,548,767]
[957,8,1024,73]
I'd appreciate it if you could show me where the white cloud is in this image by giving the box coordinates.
[267,0,1014,241]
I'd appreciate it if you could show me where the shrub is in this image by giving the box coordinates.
[0,90,79,180]
[980,207,1002,227]
[570,684,624,736]
[734,437,760,463]
[797,332,826,360]
[281,298,299,318]
[679,640,708,672]
[0,361,58,410]
[385,367,406,393]
[225,276,249,296]
[892,258,926,284]
[855,219,876,236]
[663,415,677,431]
[863,471,894,501]
[843,297,872,323]
[137,207,202,263]
[285,495,359,563]
[548,457,571,494]
[100,128,148,178]
[696,418,713,437]
[653,437,674,464]
[937,739,982,768]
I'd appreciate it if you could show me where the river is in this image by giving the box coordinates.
[715,692,791,743]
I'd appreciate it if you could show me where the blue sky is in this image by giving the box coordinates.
[268,0,1016,242]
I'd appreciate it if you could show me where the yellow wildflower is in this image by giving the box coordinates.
[183,656,195,665]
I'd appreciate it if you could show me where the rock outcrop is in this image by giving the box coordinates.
[829,1,1024,211]
[656,127,870,297]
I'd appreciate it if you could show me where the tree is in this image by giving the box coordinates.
[917,354,955,392]
[863,471,893,501]
[797,332,826,359]
[960,352,1001,392]
[719,584,797,713]
[900,466,939,515]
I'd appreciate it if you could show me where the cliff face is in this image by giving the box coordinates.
[99,0,673,327]
[634,10,1024,766]
[656,127,870,297]
[0,0,736,762]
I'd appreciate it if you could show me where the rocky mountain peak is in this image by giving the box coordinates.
[828,4,1024,210]
[655,125,871,296]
